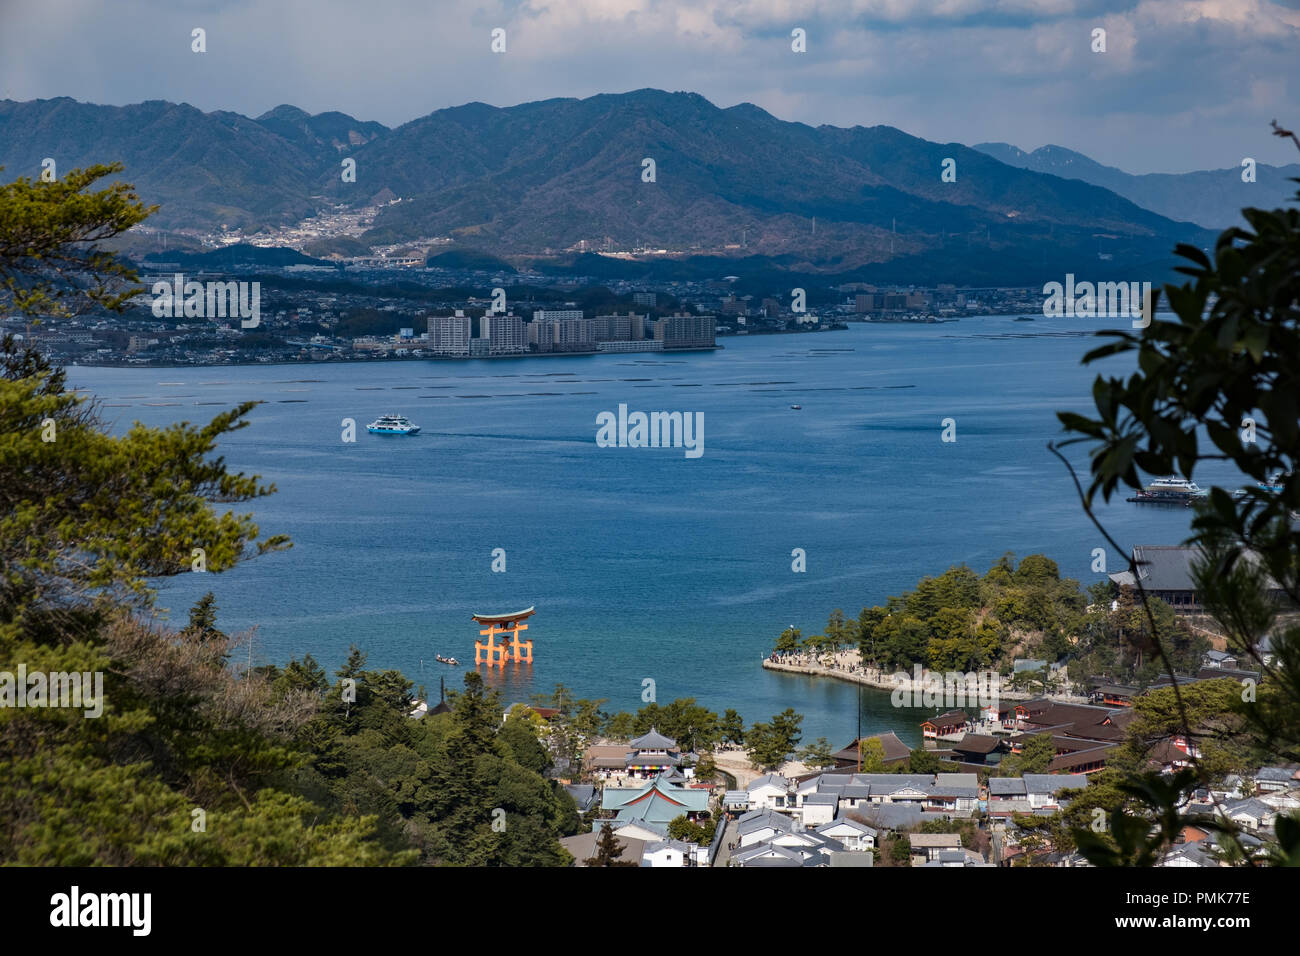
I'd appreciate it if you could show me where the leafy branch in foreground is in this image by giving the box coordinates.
[1,336,290,637]
[1051,125,1300,865]
[0,163,156,316]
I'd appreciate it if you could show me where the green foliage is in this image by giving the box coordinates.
[886,833,911,865]
[0,163,156,315]
[1056,147,1300,864]
[773,626,800,654]
[585,822,638,867]
[857,555,1082,672]
[908,747,939,774]
[798,737,836,769]
[1,336,290,634]
[667,813,716,847]
[1072,771,1196,867]
[745,708,802,771]
[719,708,745,746]
[998,733,1056,776]
[631,698,719,750]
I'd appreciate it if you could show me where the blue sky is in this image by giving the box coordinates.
[1,0,1298,173]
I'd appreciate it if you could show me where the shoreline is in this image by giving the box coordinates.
[761,656,1088,705]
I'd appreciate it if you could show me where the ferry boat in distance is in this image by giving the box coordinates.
[367,414,420,435]
[790,404,802,410]
[1127,476,1207,504]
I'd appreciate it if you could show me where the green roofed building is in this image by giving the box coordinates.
[600,774,711,827]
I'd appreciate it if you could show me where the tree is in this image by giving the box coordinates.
[0,162,155,316]
[745,722,786,771]
[908,747,940,774]
[693,753,717,782]
[605,711,636,739]
[773,626,801,654]
[585,823,638,867]
[719,709,745,747]
[798,737,836,769]
[1001,733,1055,776]
[887,833,912,866]
[856,737,887,773]
[770,708,804,756]
[826,609,848,651]
[1,336,290,636]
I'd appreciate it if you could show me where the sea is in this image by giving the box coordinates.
[66,314,1223,749]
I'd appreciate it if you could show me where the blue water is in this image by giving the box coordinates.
[67,315,1222,748]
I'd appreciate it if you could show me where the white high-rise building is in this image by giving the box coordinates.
[428,310,472,356]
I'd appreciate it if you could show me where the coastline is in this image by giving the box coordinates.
[761,654,1089,705]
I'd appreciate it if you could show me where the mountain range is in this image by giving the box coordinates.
[974,142,1300,230]
[0,90,1245,282]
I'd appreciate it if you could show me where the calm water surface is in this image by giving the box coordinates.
[68,315,1216,747]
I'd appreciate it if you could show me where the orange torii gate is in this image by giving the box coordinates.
[472,607,536,666]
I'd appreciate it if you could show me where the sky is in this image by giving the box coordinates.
[1,0,1298,173]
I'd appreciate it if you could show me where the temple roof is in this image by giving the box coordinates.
[629,726,677,750]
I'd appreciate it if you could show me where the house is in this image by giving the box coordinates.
[563,783,598,813]
[920,709,971,740]
[560,828,647,866]
[1219,797,1277,831]
[929,773,981,814]
[1256,766,1299,793]
[1089,682,1138,707]
[1011,700,1131,743]
[641,838,694,868]
[831,732,912,768]
[1110,545,1292,613]
[908,832,963,863]
[1202,650,1239,670]
[730,844,807,867]
[827,850,875,867]
[949,733,1009,765]
[1109,545,1204,611]
[584,744,634,778]
[851,803,925,832]
[923,848,989,867]
[1046,743,1116,774]
[1160,842,1221,868]
[735,808,796,848]
[731,831,843,867]
[1023,774,1089,810]
[799,792,841,827]
[988,777,1031,818]
[610,819,670,843]
[815,817,877,852]
[747,773,792,810]
[721,790,751,814]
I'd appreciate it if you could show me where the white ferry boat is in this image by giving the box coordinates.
[1144,477,1206,496]
[366,414,420,435]
[1128,476,1207,504]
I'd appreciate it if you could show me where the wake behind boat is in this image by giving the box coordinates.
[367,414,420,435]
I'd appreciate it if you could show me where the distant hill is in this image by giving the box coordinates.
[0,91,1220,282]
[141,244,336,270]
[0,97,385,231]
[338,90,1209,277]
[974,142,1300,229]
